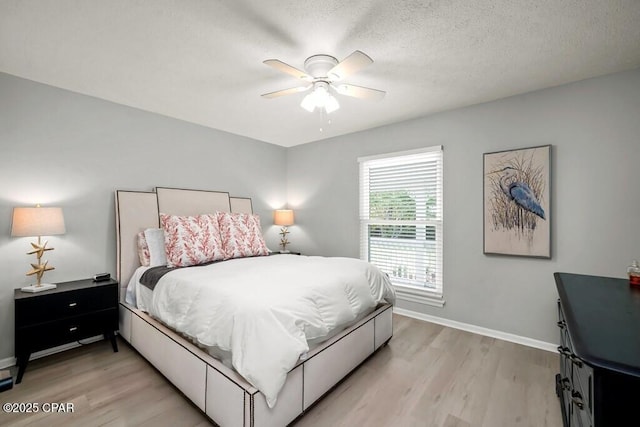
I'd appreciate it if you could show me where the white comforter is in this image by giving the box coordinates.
[148,254,395,408]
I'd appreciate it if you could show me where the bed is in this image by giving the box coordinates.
[115,187,395,427]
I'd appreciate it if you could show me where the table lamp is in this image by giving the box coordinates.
[274,209,294,253]
[11,205,66,292]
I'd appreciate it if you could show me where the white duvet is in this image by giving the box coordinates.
[147,254,395,408]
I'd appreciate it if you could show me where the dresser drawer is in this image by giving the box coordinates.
[572,359,593,411]
[16,284,117,327]
[17,308,118,353]
[570,374,593,427]
[557,300,573,391]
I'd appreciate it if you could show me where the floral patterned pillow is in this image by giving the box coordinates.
[137,231,151,267]
[217,212,270,260]
[160,213,225,268]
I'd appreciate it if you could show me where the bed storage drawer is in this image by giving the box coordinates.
[131,313,207,410]
[303,320,375,409]
[205,366,247,427]
[374,306,393,349]
[253,365,303,427]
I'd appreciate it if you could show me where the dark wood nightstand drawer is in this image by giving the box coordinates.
[14,278,119,384]
[17,308,118,354]
[16,284,117,327]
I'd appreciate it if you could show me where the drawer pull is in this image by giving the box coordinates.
[68,302,77,307]
[69,326,78,332]
[570,354,583,368]
[571,391,584,410]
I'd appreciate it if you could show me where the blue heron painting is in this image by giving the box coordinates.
[484,145,550,257]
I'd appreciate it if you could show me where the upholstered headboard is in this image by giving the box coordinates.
[115,187,254,300]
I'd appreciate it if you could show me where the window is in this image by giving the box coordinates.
[359,146,443,305]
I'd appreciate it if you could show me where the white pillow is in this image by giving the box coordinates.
[144,228,167,267]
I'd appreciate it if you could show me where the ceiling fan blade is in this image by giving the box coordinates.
[327,50,373,81]
[261,86,311,99]
[263,59,313,82]
[334,84,386,100]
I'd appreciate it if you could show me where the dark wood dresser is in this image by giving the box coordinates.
[555,272,640,427]
[14,278,119,384]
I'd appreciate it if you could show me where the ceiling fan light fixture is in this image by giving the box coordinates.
[300,83,340,114]
[263,50,382,114]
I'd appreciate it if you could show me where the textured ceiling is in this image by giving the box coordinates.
[1,1,640,147]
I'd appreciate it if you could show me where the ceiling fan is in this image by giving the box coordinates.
[261,50,385,114]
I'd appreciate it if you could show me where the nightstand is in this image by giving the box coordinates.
[269,251,301,255]
[14,278,119,384]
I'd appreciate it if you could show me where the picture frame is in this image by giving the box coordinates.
[483,145,551,258]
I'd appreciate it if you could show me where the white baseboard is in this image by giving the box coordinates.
[0,335,105,369]
[393,307,558,353]
[0,356,16,369]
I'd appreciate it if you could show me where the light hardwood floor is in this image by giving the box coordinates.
[0,315,562,427]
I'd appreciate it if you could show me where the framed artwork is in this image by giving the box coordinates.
[483,145,551,258]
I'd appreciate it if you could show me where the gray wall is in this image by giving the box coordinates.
[287,68,640,344]
[0,73,287,361]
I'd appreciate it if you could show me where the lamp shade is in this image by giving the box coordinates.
[274,209,294,226]
[11,207,66,237]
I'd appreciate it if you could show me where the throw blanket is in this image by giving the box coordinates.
[148,254,395,408]
[140,265,174,290]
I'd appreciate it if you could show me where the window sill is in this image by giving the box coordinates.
[393,285,445,308]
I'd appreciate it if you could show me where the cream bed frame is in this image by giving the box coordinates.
[115,187,393,427]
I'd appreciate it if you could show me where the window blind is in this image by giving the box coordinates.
[359,146,443,294]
